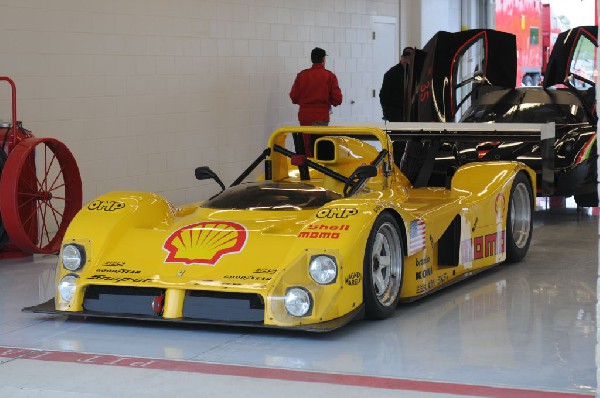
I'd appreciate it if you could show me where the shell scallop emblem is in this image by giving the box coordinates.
[163,221,248,265]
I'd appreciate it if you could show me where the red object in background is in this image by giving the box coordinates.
[496,0,541,86]
[0,77,82,256]
[495,0,563,86]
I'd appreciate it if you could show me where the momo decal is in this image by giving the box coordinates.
[163,221,247,265]
[461,230,506,262]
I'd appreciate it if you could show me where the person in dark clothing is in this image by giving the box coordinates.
[379,47,413,122]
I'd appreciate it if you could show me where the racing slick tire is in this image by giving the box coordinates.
[363,212,403,319]
[505,172,533,263]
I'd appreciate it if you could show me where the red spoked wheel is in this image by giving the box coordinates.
[0,137,82,254]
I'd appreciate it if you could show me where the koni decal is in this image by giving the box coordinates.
[416,267,433,280]
[461,230,506,262]
[163,221,248,265]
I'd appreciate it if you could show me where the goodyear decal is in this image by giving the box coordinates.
[163,221,247,265]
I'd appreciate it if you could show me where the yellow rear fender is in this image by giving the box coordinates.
[451,161,535,201]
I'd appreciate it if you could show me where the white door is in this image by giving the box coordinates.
[372,17,397,122]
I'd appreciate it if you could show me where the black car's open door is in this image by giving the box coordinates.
[410,29,516,122]
[543,26,598,89]
[543,26,598,122]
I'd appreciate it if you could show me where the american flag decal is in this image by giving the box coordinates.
[408,219,426,255]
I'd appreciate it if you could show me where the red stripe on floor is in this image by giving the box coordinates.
[0,346,592,397]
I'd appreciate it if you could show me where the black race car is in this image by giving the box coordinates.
[395,27,598,207]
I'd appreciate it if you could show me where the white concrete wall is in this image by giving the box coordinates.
[0,0,399,204]
[400,0,462,49]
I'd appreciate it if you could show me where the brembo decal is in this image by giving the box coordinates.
[163,221,248,265]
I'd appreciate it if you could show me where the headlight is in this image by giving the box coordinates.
[58,274,78,302]
[309,255,337,285]
[61,244,86,271]
[284,287,312,317]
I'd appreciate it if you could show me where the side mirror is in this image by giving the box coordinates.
[353,165,378,179]
[343,165,378,197]
[195,166,225,191]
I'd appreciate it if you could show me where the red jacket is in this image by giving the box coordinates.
[289,63,343,125]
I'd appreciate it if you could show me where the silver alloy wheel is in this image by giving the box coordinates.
[370,221,403,307]
[510,182,532,249]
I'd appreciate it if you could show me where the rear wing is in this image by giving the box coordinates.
[338,122,555,194]
[379,122,554,142]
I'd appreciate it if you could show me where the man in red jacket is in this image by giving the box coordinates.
[290,47,343,155]
[290,47,343,125]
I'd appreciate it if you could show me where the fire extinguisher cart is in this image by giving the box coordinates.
[0,76,82,257]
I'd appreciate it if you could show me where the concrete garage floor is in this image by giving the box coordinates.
[0,203,597,398]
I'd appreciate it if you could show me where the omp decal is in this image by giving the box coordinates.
[163,221,248,265]
[345,272,361,286]
[87,200,126,211]
[460,230,506,263]
[316,208,358,218]
[416,256,430,267]
[299,224,349,239]
[416,267,432,280]
[408,219,426,255]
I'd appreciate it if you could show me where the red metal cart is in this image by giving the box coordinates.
[0,76,82,256]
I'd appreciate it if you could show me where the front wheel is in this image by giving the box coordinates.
[363,212,404,319]
[505,172,533,263]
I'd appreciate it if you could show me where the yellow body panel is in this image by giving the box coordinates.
[50,126,535,331]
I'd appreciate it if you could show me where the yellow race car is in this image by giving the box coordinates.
[26,126,535,331]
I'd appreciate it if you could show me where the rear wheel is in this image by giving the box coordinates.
[363,212,403,319]
[505,172,533,263]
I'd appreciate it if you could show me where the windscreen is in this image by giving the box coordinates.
[201,181,341,210]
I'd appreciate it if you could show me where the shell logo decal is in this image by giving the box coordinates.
[163,221,247,265]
